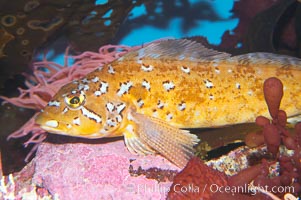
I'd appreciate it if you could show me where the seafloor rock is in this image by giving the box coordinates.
[31,139,179,200]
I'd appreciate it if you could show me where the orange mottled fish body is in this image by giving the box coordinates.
[36,40,301,167]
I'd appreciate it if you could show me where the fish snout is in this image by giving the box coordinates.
[35,112,58,127]
[35,112,66,133]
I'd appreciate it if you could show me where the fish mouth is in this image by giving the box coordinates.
[35,113,104,138]
[35,112,68,134]
[37,121,71,136]
[35,112,111,139]
[39,124,65,134]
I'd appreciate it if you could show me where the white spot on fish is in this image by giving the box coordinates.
[157,100,164,109]
[152,109,158,117]
[214,68,220,74]
[78,84,85,90]
[117,81,133,96]
[62,107,69,114]
[94,91,101,96]
[95,81,109,96]
[91,77,99,83]
[83,85,89,91]
[108,65,115,74]
[100,81,109,94]
[204,79,214,88]
[209,94,214,100]
[137,99,144,108]
[166,112,173,121]
[48,100,60,107]
[181,66,190,74]
[116,103,126,114]
[97,66,103,71]
[177,102,186,111]
[106,102,115,113]
[116,115,122,123]
[228,69,232,73]
[247,90,253,96]
[106,118,117,127]
[45,120,58,128]
[236,83,241,89]
[81,107,102,123]
[142,79,151,91]
[71,90,77,94]
[73,117,81,126]
[82,78,90,84]
[163,81,175,92]
[67,124,72,129]
[141,64,154,72]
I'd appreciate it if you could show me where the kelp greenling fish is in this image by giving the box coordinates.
[35,39,301,168]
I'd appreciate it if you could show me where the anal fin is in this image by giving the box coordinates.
[130,111,200,168]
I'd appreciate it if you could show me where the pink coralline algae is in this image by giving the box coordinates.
[0,44,139,150]
[1,138,179,199]
[31,138,178,200]
[0,158,53,199]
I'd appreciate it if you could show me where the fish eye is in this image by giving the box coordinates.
[70,96,80,104]
[64,92,86,109]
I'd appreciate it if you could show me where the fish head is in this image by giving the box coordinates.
[35,82,118,138]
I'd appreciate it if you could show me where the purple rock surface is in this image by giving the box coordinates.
[32,138,179,200]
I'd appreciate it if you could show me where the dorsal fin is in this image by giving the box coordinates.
[230,53,301,69]
[121,39,231,61]
[121,39,301,68]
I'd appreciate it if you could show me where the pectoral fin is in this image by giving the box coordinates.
[125,111,199,168]
[123,125,156,155]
